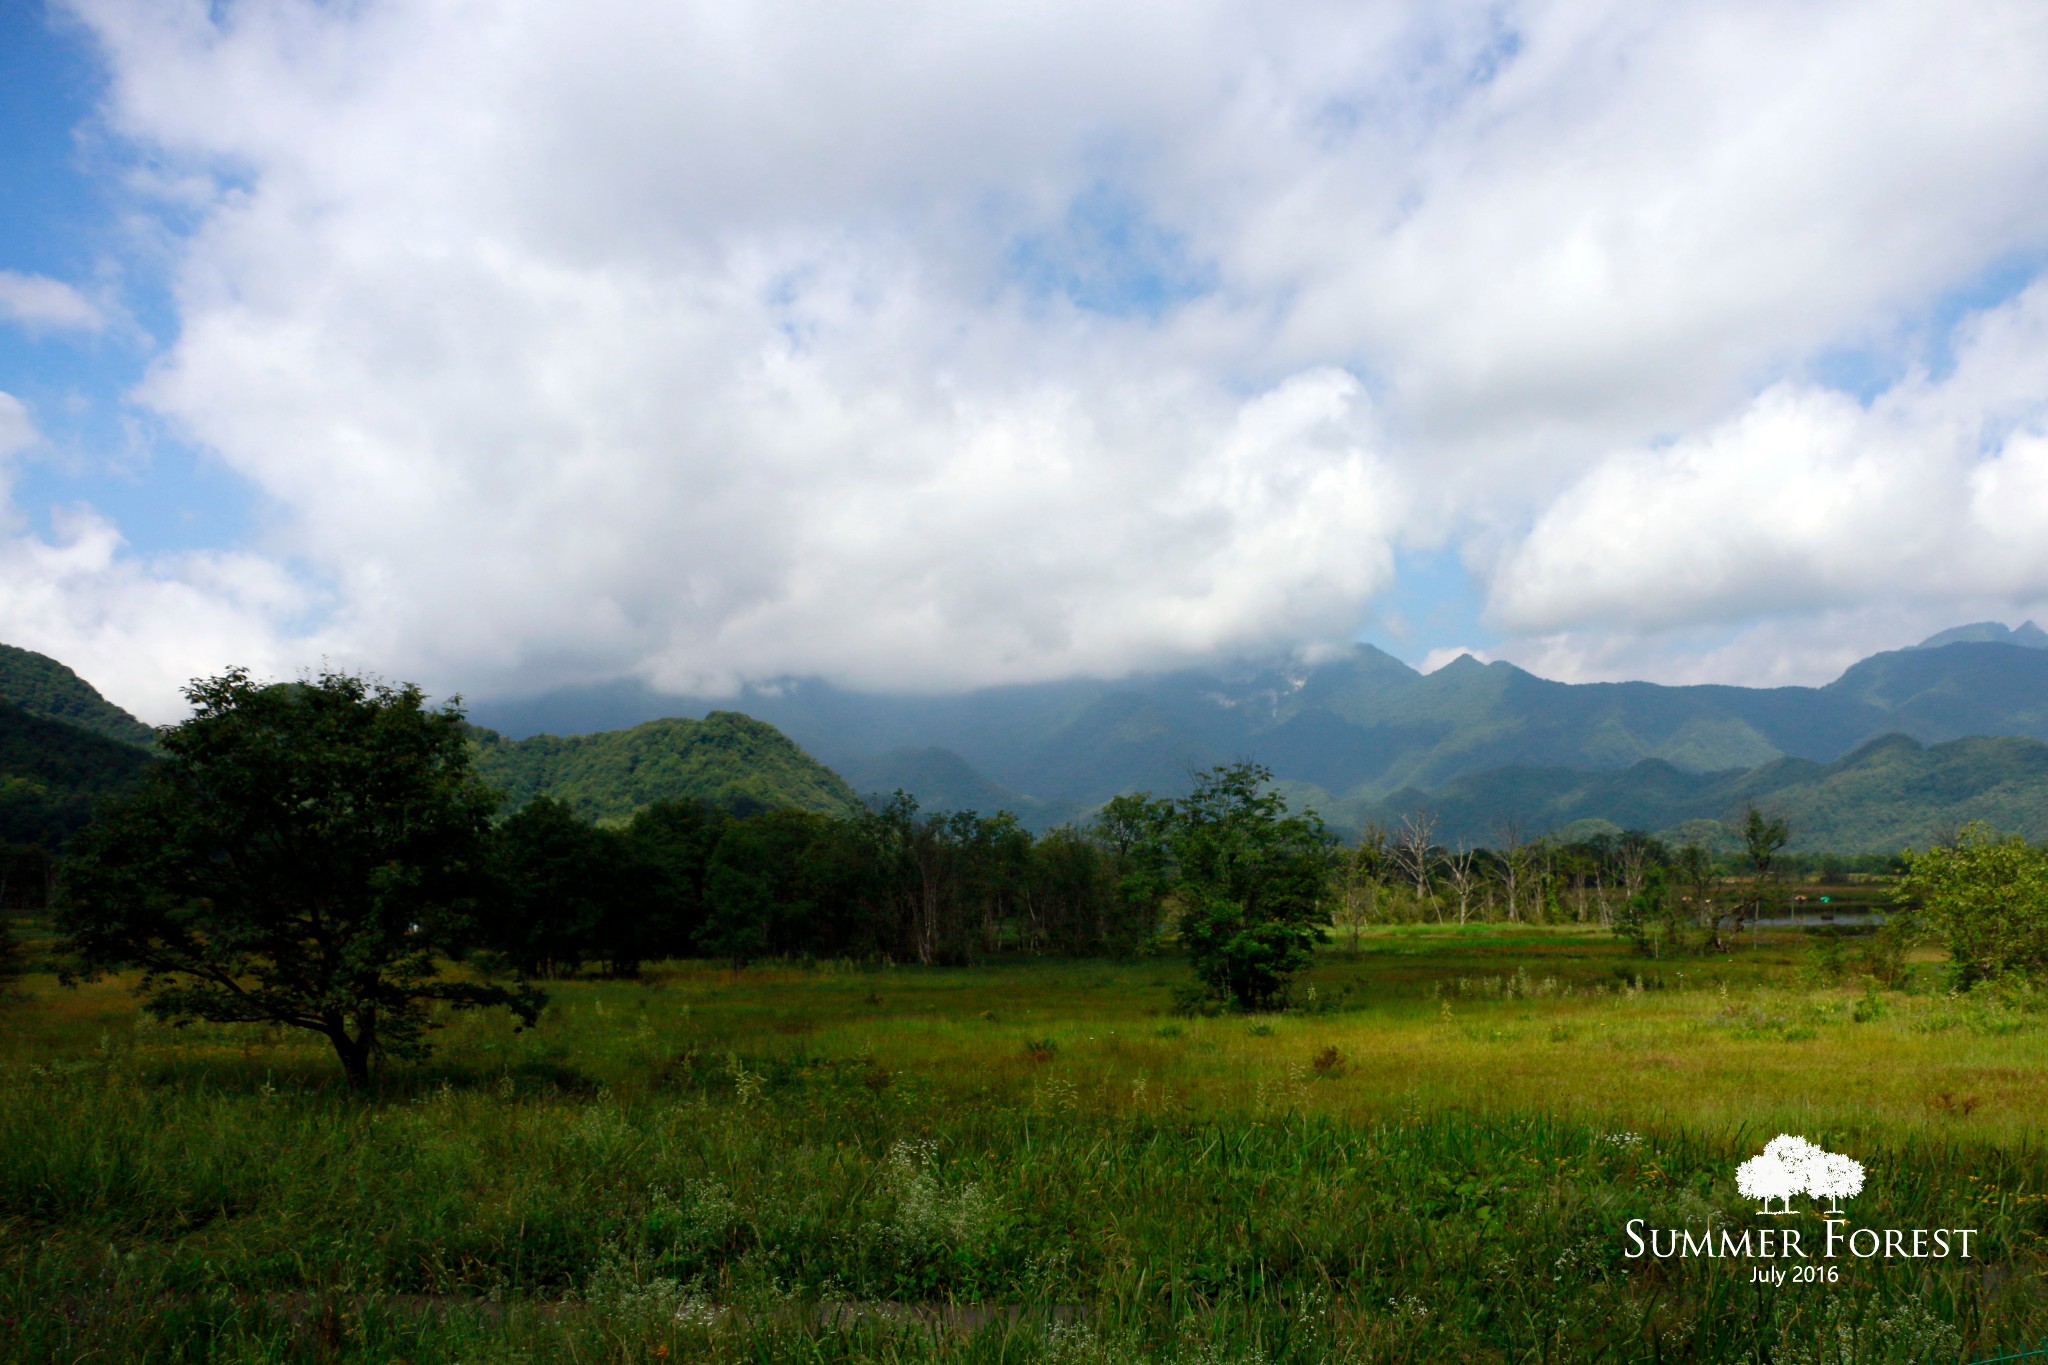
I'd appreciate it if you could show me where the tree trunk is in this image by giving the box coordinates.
[328,1012,376,1091]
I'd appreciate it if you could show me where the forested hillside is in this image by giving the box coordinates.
[0,643,156,748]
[1337,733,2048,852]
[469,710,858,822]
[0,701,156,849]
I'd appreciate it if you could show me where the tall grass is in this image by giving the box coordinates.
[2,925,2044,1362]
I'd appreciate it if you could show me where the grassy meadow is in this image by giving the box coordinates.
[3,923,2046,1364]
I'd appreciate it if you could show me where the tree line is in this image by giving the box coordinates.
[481,788,1168,977]
[28,666,2048,1089]
[1324,808,1899,947]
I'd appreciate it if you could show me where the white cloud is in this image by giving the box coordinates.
[29,0,2048,701]
[0,272,105,333]
[0,507,307,722]
[1489,281,2048,648]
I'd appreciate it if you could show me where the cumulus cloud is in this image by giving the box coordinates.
[0,399,296,723]
[25,0,2048,706]
[0,507,307,722]
[1490,281,2048,641]
[0,272,105,333]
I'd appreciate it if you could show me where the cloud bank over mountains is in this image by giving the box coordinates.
[8,0,2048,718]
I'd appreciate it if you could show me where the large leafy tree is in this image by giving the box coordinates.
[1169,762,1338,1010]
[58,668,541,1089]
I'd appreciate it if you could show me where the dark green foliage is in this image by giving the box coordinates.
[465,789,1151,974]
[0,701,156,849]
[484,797,664,978]
[1029,821,1157,956]
[621,797,731,952]
[699,808,850,966]
[1169,762,1338,1010]
[0,641,157,748]
[0,841,52,910]
[470,710,859,823]
[57,668,543,1088]
[1092,792,1174,950]
[856,794,1037,965]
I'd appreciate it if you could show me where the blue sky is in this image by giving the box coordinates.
[1,3,257,558]
[4,1,2048,720]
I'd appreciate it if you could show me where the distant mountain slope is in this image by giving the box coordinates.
[466,625,2048,834]
[0,643,156,748]
[0,701,157,848]
[838,746,1037,813]
[1914,620,2048,649]
[1361,733,2048,852]
[1822,642,2048,742]
[470,710,858,823]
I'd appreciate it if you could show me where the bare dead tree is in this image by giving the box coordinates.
[1491,817,1528,922]
[1616,838,1650,903]
[1445,844,1480,925]
[1395,810,1438,901]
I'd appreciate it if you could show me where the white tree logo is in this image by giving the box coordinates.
[1736,1134,1865,1215]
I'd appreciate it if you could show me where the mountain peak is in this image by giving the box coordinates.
[1915,620,2048,650]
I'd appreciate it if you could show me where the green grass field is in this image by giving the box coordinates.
[4,925,2045,1363]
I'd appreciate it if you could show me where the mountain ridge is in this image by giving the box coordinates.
[469,710,859,824]
[468,629,2048,828]
[0,643,157,748]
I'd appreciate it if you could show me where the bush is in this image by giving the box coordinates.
[1897,824,2048,987]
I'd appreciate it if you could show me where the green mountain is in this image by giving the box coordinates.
[0,643,156,748]
[0,700,157,848]
[1351,733,2048,852]
[469,710,859,823]
[835,746,1075,824]
[469,629,2048,825]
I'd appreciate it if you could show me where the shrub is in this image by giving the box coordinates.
[1897,824,2048,987]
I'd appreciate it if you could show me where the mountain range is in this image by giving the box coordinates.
[468,622,2048,846]
[7,622,2048,852]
